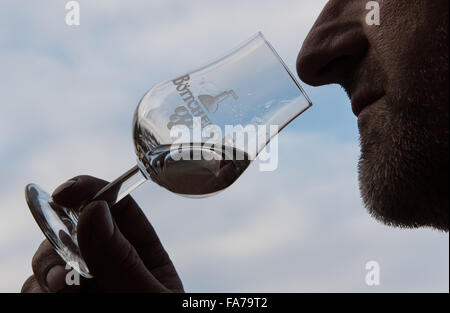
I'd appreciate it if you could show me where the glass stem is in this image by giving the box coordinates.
[82,165,147,209]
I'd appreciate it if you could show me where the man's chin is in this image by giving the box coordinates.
[358,157,449,232]
[357,98,449,232]
[358,143,449,232]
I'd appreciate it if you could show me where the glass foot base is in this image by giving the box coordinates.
[25,183,92,278]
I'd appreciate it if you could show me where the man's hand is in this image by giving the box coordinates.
[21,175,184,293]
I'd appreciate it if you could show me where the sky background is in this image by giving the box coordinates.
[0,0,448,292]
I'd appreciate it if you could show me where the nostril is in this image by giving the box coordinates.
[319,55,351,76]
[297,53,354,86]
[298,52,363,87]
[317,55,361,86]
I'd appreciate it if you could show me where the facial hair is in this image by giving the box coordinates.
[357,25,449,231]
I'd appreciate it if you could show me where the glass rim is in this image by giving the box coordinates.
[191,31,312,110]
[256,32,312,109]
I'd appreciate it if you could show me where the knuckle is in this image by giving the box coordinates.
[21,275,45,293]
[21,276,35,293]
[70,175,96,183]
[31,241,48,273]
[73,175,109,189]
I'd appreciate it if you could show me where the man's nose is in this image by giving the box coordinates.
[296,0,369,86]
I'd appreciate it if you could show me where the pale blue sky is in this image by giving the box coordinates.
[0,0,448,292]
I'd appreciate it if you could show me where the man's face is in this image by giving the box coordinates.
[297,0,449,230]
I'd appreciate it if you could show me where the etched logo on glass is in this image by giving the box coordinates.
[198,90,238,114]
[169,74,238,129]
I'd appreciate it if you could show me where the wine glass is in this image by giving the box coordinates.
[25,32,312,278]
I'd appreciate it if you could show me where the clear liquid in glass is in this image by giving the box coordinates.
[136,143,250,197]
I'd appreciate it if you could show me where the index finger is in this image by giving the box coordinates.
[52,175,174,272]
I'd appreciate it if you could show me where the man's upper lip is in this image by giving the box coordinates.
[351,88,385,117]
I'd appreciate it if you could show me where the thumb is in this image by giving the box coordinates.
[77,201,167,292]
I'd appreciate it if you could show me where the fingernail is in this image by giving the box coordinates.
[53,179,77,197]
[85,200,114,244]
[46,265,67,292]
